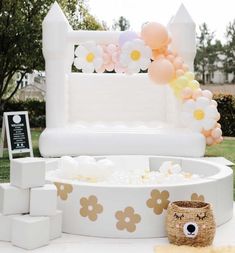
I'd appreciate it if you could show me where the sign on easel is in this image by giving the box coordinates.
[0,111,33,160]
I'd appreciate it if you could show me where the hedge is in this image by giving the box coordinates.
[0,99,45,128]
[0,94,235,136]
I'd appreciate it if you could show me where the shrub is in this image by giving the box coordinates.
[213,94,235,137]
[0,99,45,128]
[0,94,234,136]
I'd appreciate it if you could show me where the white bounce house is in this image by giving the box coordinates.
[39,3,208,158]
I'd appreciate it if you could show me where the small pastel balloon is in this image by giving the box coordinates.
[119,31,139,47]
[202,90,213,100]
[181,87,193,99]
[176,76,188,87]
[206,136,214,145]
[148,58,174,84]
[173,57,183,69]
[211,128,222,139]
[192,89,202,100]
[189,80,200,89]
[211,100,218,107]
[216,136,223,144]
[216,113,221,121]
[141,22,169,49]
[216,123,221,128]
[202,129,212,137]
[185,72,195,81]
[176,69,185,77]
[166,54,175,63]
[182,64,189,72]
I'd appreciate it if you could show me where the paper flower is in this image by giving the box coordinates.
[74,41,103,73]
[181,97,220,132]
[54,182,73,201]
[146,189,170,215]
[119,39,151,74]
[80,195,103,221]
[115,207,141,232]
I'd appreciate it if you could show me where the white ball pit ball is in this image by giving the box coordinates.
[47,156,233,238]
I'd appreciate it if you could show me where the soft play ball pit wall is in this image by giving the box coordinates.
[47,156,233,238]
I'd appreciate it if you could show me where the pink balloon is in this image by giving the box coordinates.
[148,58,174,84]
[182,87,193,99]
[202,90,213,100]
[192,89,202,100]
[119,31,139,47]
[141,22,168,49]
[211,128,222,139]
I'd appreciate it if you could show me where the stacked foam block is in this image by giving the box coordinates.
[0,158,62,250]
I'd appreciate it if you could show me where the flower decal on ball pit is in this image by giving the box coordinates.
[146,189,170,215]
[191,193,205,202]
[119,39,151,74]
[80,195,103,221]
[74,41,103,73]
[54,182,73,201]
[181,97,220,132]
[115,206,141,233]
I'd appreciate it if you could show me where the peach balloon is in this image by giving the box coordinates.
[176,69,184,77]
[148,58,174,84]
[216,136,223,144]
[173,57,183,69]
[182,64,189,72]
[202,129,212,138]
[141,22,169,49]
[206,136,214,145]
[166,54,175,63]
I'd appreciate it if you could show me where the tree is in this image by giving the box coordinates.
[0,0,103,110]
[194,23,222,84]
[112,16,130,31]
[223,20,235,82]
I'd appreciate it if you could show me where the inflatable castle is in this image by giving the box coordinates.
[39,3,222,158]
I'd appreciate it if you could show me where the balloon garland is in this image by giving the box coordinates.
[73,22,222,146]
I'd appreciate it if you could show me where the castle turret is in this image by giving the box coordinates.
[168,4,196,71]
[42,2,74,128]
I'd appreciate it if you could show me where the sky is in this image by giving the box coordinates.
[88,0,235,42]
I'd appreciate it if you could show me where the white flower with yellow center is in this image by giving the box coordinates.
[74,42,103,73]
[119,39,151,74]
[181,97,219,132]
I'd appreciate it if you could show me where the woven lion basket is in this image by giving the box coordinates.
[166,201,216,247]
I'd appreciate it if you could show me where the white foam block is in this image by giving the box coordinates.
[50,210,62,240]
[11,215,50,250]
[30,184,57,216]
[0,183,29,215]
[10,158,45,189]
[0,214,22,241]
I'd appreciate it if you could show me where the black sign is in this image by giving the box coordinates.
[7,114,30,151]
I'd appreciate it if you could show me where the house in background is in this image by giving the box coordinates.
[14,71,46,101]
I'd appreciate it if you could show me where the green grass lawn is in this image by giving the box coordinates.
[0,130,235,198]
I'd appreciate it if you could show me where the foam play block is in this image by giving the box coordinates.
[0,213,22,241]
[30,184,57,216]
[10,158,45,189]
[50,210,62,239]
[0,183,29,215]
[11,215,50,250]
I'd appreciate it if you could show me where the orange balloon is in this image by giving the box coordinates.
[141,22,169,49]
[148,58,174,84]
